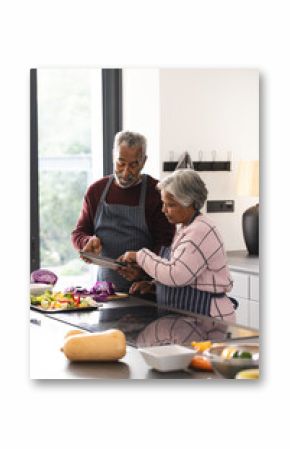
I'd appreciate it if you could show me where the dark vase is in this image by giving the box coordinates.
[242,204,259,256]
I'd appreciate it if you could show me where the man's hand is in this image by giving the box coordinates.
[81,236,102,263]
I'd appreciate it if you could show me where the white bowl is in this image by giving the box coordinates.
[30,283,53,296]
[139,344,196,372]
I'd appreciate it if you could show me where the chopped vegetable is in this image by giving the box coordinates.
[89,281,115,297]
[30,290,97,310]
[30,295,42,305]
[232,350,252,359]
[64,286,90,295]
[190,356,213,371]
[40,299,50,309]
[191,341,212,352]
[64,281,116,302]
[221,346,254,360]
[221,346,238,360]
[235,369,259,379]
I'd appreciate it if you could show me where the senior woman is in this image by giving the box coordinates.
[119,169,238,323]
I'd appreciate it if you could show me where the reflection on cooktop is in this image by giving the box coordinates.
[136,314,229,347]
[46,303,258,348]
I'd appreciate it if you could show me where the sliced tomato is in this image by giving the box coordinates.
[74,296,81,306]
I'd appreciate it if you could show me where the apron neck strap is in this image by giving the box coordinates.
[139,174,147,206]
[99,175,114,202]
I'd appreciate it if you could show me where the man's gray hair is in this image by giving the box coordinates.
[113,130,147,160]
[157,169,208,210]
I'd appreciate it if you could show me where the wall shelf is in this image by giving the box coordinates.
[163,161,231,172]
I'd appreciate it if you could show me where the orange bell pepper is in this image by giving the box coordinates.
[190,355,213,371]
[191,340,212,352]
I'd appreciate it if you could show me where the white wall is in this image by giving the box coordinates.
[159,69,259,251]
[122,68,259,252]
[122,68,160,179]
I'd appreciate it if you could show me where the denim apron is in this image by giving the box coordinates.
[94,174,153,292]
[155,246,226,315]
[155,211,238,316]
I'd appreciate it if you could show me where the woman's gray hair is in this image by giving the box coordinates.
[157,169,208,210]
[113,130,147,161]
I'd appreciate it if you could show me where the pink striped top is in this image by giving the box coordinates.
[136,214,233,294]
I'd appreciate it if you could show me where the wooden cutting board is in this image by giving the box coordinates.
[106,292,129,300]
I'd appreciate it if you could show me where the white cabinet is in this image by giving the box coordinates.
[230,271,250,327]
[250,275,259,301]
[249,300,259,329]
[230,271,250,298]
[227,251,259,330]
[235,296,249,327]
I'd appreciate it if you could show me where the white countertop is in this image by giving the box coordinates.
[226,250,259,274]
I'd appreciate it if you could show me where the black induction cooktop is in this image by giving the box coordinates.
[45,300,259,348]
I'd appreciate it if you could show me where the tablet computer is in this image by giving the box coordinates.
[80,251,127,269]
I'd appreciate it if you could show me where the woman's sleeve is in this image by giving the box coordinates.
[136,226,214,287]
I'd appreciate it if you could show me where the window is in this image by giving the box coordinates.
[36,68,103,288]
[31,68,122,289]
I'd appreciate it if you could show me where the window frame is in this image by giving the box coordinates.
[102,69,123,175]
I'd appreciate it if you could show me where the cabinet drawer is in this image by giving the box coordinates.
[235,297,249,327]
[249,300,259,329]
[230,271,250,299]
[250,275,259,301]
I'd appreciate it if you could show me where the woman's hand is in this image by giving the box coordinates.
[117,265,143,281]
[119,251,137,263]
[129,281,155,295]
[117,251,140,281]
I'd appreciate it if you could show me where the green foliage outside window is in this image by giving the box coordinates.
[39,170,89,272]
[37,69,94,276]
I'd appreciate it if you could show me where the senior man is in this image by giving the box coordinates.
[71,130,175,292]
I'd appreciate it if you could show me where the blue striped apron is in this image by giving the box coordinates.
[94,174,153,292]
[155,247,238,316]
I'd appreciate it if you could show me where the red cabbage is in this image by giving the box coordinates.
[31,269,58,285]
[89,281,115,296]
[63,282,116,302]
[64,286,90,295]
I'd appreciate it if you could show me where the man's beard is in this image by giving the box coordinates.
[114,173,139,188]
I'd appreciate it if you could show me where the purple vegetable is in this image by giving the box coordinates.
[31,269,58,285]
[62,284,114,302]
[53,281,116,302]
[89,281,115,296]
[91,292,111,302]
[64,286,90,295]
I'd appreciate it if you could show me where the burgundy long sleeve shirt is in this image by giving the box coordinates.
[71,175,175,254]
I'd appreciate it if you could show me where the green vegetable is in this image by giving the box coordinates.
[30,295,41,305]
[233,350,252,359]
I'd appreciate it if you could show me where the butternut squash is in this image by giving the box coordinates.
[65,329,87,339]
[62,329,126,361]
